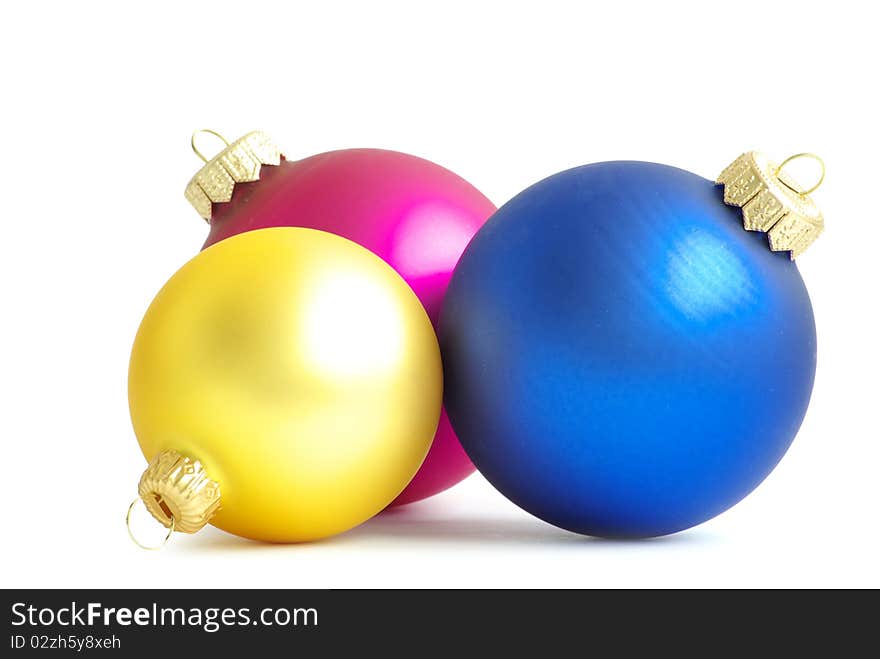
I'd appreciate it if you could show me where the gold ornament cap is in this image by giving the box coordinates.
[136,449,221,535]
[717,152,825,258]
[184,130,283,222]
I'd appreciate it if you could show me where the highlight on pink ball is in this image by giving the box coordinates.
[203,148,496,506]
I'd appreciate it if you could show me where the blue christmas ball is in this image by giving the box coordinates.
[440,161,816,537]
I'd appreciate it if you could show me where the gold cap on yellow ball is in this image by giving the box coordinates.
[126,450,221,549]
[138,450,221,533]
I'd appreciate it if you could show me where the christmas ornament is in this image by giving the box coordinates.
[128,227,442,545]
[184,130,495,506]
[440,153,823,538]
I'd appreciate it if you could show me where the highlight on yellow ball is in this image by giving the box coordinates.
[128,227,443,543]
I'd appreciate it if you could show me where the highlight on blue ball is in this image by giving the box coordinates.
[440,161,816,538]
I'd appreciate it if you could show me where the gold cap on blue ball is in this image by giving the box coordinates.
[717,151,824,258]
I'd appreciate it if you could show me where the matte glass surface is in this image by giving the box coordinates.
[441,162,817,537]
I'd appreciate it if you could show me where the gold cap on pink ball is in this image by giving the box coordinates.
[184,130,283,222]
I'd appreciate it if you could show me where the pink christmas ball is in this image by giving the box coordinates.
[202,148,496,506]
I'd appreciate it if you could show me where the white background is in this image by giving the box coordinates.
[1,0,877,588]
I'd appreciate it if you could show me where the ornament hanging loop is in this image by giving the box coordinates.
[191,129,231,164]
[774,153,825,196]
[126,498,175,550]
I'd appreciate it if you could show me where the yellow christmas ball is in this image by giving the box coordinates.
[128,227,442,543]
